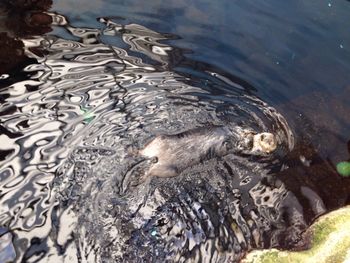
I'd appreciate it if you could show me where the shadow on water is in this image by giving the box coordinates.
[0,1,350,262]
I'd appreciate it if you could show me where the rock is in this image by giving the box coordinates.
[0,32,26,74]
[0,0,53,37]
[3,0,52,11]
[242,206,350,263]
[0,0,53,74]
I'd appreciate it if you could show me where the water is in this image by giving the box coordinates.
[53,0,350,159]
[0,1,350,262]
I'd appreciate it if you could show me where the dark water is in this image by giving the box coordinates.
[53,0,350,158]
[0,0,350,262]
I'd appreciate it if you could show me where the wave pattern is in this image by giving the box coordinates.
[0,13,299,262]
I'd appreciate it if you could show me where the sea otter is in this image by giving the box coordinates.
[139,126,277,178]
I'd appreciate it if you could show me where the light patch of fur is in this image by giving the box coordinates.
[139,127,229,178]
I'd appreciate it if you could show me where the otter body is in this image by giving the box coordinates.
[140,126,277,178]
[140,126,232,177]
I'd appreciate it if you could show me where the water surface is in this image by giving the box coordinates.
[0,0,350,262]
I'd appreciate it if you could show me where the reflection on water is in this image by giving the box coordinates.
[0,2,349,263]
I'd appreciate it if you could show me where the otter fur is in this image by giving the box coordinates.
[139,126,277,178]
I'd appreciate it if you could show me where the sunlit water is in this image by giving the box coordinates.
[0,1,350,262]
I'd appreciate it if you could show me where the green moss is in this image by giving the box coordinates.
[336,161,350,177]
[242,206,350,263]
[256,251,282,263]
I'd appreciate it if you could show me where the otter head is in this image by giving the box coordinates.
[252,132,277,153]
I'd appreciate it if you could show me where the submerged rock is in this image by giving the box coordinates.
[0,33,26,74]
[0,0,52,74]
[242,206,350,263]
[2,0,52,11]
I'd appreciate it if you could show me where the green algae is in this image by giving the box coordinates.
[336,162,350,177]
[243,206,350,263]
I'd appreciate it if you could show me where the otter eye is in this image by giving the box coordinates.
[261,134,266,140]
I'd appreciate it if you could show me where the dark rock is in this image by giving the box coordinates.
[3,0,52,11]
[0,33,26,74]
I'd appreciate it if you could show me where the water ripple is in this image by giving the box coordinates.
[0,13,297,263]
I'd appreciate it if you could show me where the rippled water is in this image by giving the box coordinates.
[1,1,350,262]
